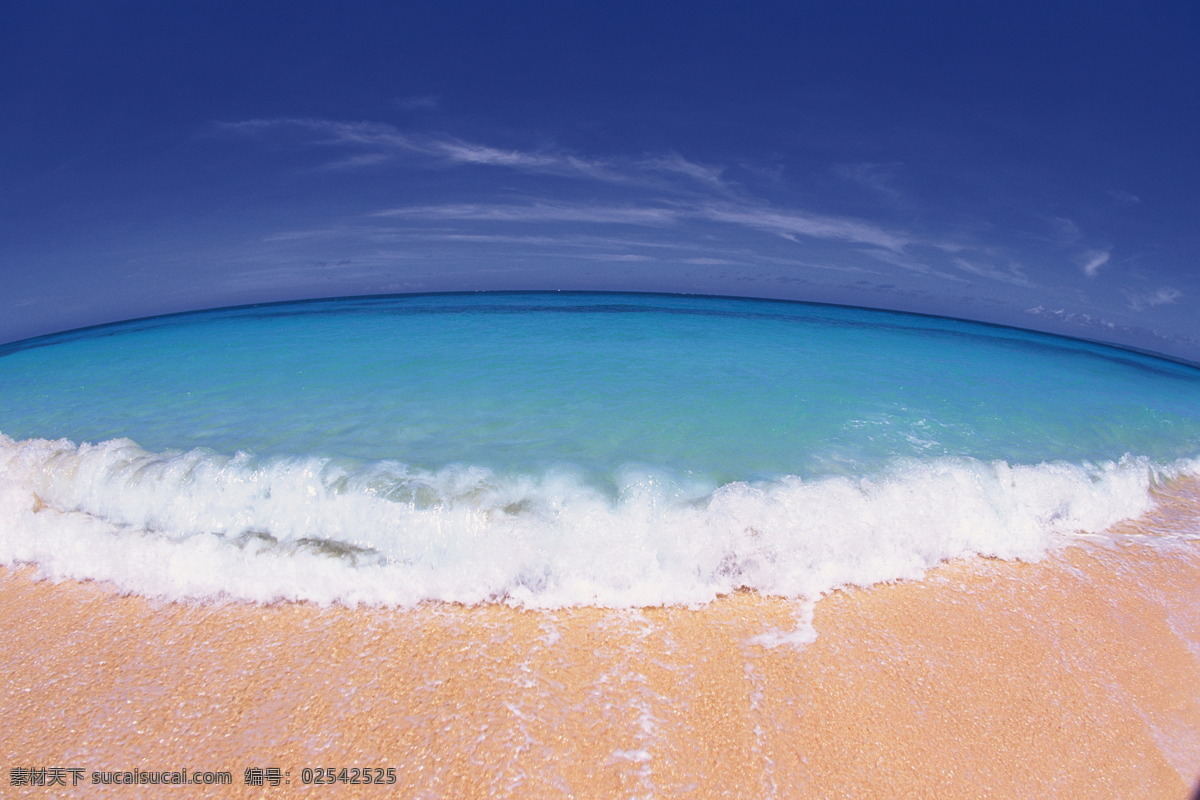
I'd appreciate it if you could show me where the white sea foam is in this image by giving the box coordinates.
[0,433,1195,609]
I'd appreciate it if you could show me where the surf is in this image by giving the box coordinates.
[2,292,1199,609]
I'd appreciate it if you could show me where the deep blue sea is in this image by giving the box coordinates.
[2,292,1198,606]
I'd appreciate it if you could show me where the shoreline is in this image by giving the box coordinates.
[2,530,1199,797]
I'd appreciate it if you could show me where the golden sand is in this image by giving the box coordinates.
[2,498,1199,797]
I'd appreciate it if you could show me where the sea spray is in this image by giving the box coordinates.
[1,433,1193,606]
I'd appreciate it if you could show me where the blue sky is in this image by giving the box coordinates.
[3,1,1198,360]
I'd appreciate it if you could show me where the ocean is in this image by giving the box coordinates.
[2,291,1199,612]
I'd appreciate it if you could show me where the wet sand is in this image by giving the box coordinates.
[2,494,1199,797]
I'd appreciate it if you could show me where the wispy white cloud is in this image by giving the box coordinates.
[1106,189,1142,205]
[951,257,1030,286]
[221,116,1078,294]
[371,199,916,256]
[373,202,681,226]
[218,117,729,190]
[1126,286,1182,311]
[699,205,909,252]
[636,153,728,189]
[431,140,627,183]
[681,257,742,266]
[1025,305,1119,330]
[260,226,729,261]
[572,253,656,262]
[219,117,607,175]
[390,231,710,253]
[1079,248,1110,278]
[1047,216,1083,244]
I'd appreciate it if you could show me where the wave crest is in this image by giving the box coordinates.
[0,434,1192,607]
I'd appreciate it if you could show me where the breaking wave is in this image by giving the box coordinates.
[2,433,1194,607]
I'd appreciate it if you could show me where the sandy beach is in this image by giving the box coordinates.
[3,486,1199,798]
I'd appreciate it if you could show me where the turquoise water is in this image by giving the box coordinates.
[1,292,1199,607]
[3,292,1199,478]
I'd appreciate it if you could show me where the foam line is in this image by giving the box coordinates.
[1,434,1195,609]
